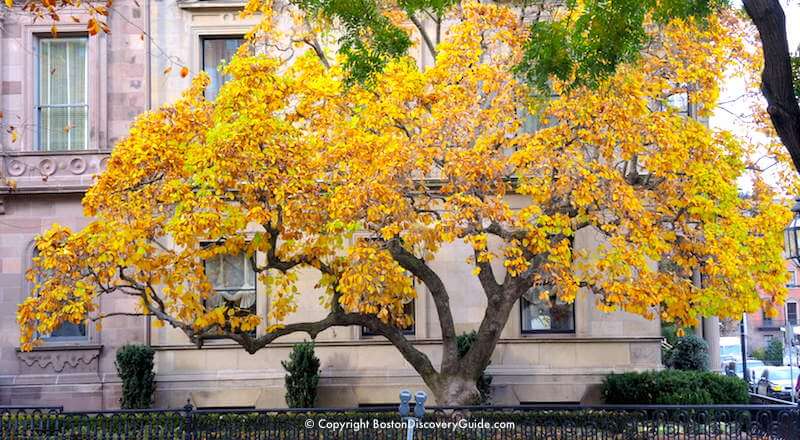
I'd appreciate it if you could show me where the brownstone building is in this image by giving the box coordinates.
[0,2,663,410]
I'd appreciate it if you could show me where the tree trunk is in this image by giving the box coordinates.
[429,375,482,406]
[742,0,800,173]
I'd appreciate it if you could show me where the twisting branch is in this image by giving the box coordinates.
[409,13,437,60]
[384,238,459,373]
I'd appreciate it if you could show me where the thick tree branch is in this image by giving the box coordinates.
[385,238,459,373]
[409,13,437,60]
[742,0,800,172]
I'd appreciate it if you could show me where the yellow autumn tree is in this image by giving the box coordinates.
[18,2,792,404]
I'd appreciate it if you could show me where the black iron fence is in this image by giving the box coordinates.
[1,403,799,439]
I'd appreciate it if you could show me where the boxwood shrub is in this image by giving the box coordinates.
[602,369,749,404]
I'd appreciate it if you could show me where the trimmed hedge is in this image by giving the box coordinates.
[115,344,156,409]
[665,335,709,371]
[602,369,749,404]
[283,341,320,408]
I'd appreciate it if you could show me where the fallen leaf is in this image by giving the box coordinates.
[87,18,100,36]
[180,66,189,78]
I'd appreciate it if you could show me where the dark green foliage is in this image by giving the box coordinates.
[519,0,729,91]
[750,347,767,361]
[602,369,749,404]
[115,344,156,409]
[292,0,412,85]
[660,322,695,365]
[290,0,728,89]
[283,340,321,408]
[764,339,784,365]
[516,21,574,91]
[665,335,709,371]
[661,323,694,347]
[792,54,800,99]
[457,331,492,404]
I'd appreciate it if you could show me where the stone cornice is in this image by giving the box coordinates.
[1,151,109,195]
[151,336,663,351]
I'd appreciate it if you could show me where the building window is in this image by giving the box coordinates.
[203,251,257,334]
[201,36,244,100]
[31,249,87,341]
[666,92,690,116]
[789,271,796,287]
[36,36,88,151]
[362,300,415,337]
[520,285,575,333]
[762,308,773,325]
[788,302,798,326]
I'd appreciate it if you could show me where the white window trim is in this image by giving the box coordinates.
[23,23,107,152]
[23,240,94,347]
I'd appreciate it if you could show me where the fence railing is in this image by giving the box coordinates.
[1,403,799,439]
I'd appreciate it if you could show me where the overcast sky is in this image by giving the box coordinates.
[710,1,799,190]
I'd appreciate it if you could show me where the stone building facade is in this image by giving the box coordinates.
[0,1,148,408]
[0,2,662,410]
[743,260,800,353]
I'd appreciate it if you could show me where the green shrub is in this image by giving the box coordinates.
[283,340,320,408]
[457,331,492,404]
[764,339,784,365]
[660,323,694,365]
[601,370,749,404]
[115,344,156,409]
[665,335,708,371]
[750,347,767,361]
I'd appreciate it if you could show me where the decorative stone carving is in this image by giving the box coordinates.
[69,157,88,175]
[7,159,27,177]
[0,152,110,192]
[38,158,57,176]
[16,347,102,373]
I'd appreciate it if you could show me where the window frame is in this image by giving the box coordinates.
[788,301,798,326]
[519,289,576,335]
[34,35,90,152]
[22,24,106,152]
[200,241,258,338]
[361,299,416,337]
[27,243,89,345]
[199,34,245,100]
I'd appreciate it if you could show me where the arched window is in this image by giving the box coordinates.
[30,247,87,341]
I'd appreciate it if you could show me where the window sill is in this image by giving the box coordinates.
[177,0,246,10]
[16,344,102,353]
[521,331,576,337]
[3,149,111,157]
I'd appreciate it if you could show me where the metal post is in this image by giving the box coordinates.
[183,399,194,440]
[399,390,426,440]
[740,315,749,388]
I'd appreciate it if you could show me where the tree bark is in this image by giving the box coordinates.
[742,0,800,172]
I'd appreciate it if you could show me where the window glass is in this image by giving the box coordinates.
[667,92,689,115]
[789,271,796,286]
[521,285,574,333]
[362,300,415,336]
[202,37,244,100]
[37,37,88,151]
[31,248,87,340]
[204,251,257,316]
[788,302,798,326]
